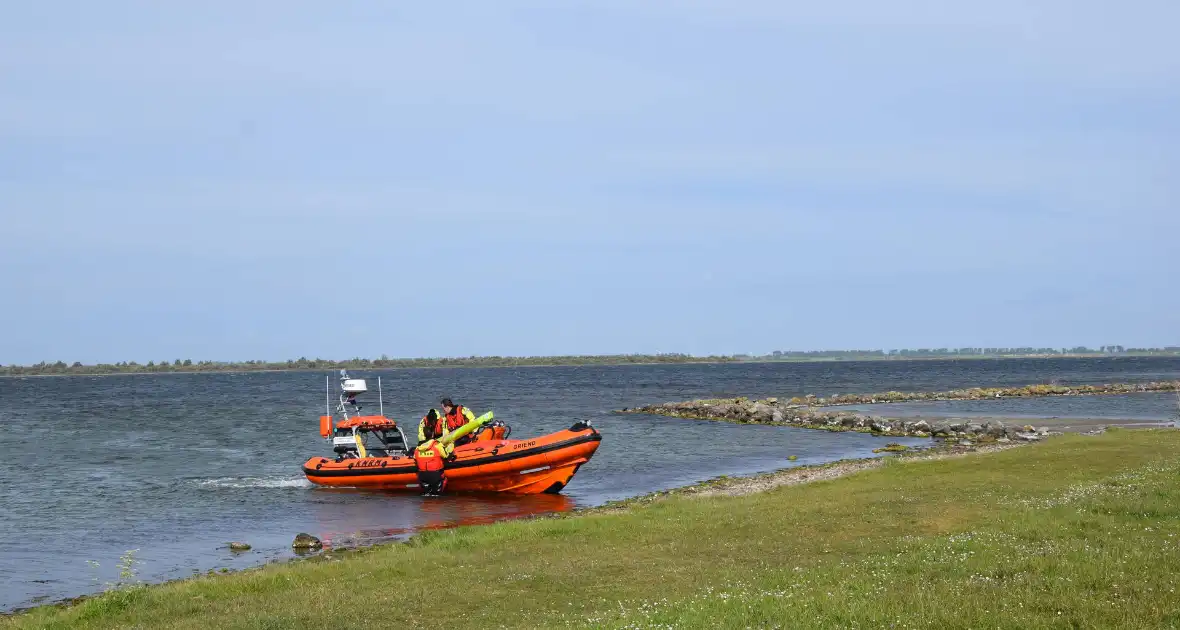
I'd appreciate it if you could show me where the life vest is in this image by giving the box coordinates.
[445,405,471,432]
[419,410,444,441]
[413,440,448,472]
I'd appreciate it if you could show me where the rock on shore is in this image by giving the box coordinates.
[292,533,322,550]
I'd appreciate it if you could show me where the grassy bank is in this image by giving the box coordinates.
[8,430,1180,629]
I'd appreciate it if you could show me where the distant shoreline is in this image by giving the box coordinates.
[3,352,1179,378]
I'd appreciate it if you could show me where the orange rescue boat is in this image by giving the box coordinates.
[301,371,602,495]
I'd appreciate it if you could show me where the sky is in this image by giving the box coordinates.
[1,1,1177,364]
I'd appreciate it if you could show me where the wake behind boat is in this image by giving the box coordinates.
[302,371,602,494]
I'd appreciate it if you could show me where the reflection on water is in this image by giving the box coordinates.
[309,492,576,548]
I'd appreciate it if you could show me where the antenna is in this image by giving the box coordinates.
[378,376,385,417]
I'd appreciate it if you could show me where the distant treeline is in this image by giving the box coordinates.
[3,347,1179,376]
[0,353,737,376]
[759,346,1180,360]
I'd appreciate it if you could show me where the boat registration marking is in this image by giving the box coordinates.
[512,440,538,450]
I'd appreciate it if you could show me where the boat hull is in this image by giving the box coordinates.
[302,425,601,495]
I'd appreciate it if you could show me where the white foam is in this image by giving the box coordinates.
[197,477,311,489]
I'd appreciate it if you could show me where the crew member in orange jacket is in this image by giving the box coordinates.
[412,438,453,496]
[440,398,477,445]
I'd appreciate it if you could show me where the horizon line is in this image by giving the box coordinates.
[5,345,1180,371]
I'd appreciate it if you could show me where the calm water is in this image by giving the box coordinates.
[1,357,1178,611]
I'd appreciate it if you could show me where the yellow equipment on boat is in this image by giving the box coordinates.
[436,412,494,447]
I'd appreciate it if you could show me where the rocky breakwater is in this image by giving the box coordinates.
[620,381,1180,440]
[621,396,1049,441]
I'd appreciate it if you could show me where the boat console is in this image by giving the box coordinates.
[320,370,410,460]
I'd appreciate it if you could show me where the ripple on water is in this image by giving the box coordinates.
[195,477,313,490]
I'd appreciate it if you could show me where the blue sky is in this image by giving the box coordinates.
[1,1,1177,363]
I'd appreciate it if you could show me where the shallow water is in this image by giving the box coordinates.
[1,357,1177,611]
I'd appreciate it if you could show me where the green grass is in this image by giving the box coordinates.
[8,430,1180,629]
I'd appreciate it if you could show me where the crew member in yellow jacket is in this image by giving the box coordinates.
[417,408,446,442]
[440,398,477,445]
